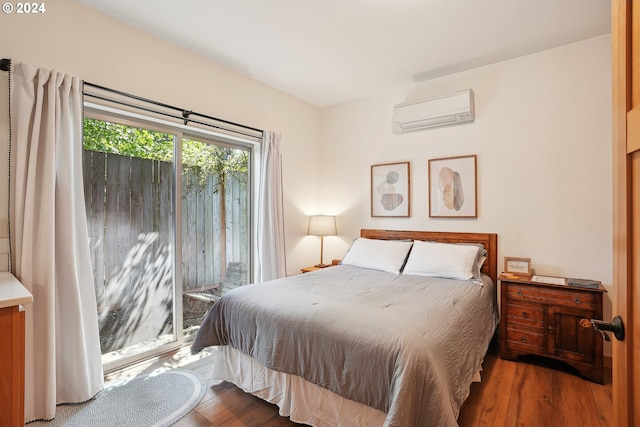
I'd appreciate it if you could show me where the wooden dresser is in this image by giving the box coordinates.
[0,272,33,427]
[499,275,606,384]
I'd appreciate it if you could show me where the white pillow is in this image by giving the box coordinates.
[402,240,481,280]
[341,238,413,274]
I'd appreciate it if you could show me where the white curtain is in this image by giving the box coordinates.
[9,62,104,422]
[257,131,287,282]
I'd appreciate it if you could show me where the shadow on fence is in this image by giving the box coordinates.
[98,232,173,353]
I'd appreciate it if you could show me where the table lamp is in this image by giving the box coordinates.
[307,215,337,267]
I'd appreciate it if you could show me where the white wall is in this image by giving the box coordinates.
[318,35,613,334]
[0,0,322,276]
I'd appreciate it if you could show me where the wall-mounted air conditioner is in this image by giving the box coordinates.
[392,89,475,133]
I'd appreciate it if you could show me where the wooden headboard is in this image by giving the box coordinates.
[360,229,498,284]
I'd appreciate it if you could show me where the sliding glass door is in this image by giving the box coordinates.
[82,112,253,371]
[181,137,250,334]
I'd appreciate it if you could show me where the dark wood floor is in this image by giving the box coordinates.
[170,348,612,427]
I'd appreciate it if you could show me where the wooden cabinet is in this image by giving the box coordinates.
[0,305,26,427]
[499,276,606,384]
[0,273,33,427]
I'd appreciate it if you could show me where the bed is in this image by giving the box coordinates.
[192,229,499,427]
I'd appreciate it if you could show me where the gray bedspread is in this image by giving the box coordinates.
[192,265,498,427]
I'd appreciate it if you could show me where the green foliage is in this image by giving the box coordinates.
[83,118,248,192]
[182,139,248,191]
[83,118,173,161]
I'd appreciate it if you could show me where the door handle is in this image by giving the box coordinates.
[580,316,625,341]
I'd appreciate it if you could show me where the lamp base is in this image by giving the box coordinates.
[314,263,330,268]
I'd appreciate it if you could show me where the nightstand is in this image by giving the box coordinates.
[301,266,323,273]
[499,275,607,384]
[301,259,340,273]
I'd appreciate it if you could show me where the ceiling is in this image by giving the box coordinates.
[74,0,611,108]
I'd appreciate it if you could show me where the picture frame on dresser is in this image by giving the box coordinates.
[428,154,477,218]
[504,256,532,276]
[370,161,410,217]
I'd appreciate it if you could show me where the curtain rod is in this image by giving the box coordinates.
[84,82,263,136]
[84,92,261,140]
[1,58,264,137]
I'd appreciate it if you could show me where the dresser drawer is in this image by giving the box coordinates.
[505,301,543,328]
[505,324,544,353]
[505,283,594,310]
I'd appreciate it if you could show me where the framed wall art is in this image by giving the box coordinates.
[428,154,477,218]
[371,161,410,217]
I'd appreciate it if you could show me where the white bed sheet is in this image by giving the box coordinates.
[212,345,387,427]
[211,346,483,427]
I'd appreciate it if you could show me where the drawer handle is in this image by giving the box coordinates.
[574,297,582,304]
[516,289,523,297]
[522,311,529,318]
[521,336,527,343]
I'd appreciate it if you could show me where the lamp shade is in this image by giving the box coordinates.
[307,215,337,236]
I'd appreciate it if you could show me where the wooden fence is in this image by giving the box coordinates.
[181,169,249,293]
[83,150,249,350]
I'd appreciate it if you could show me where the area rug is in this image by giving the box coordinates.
[28,369,207,427]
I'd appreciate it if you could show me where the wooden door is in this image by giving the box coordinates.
[612,1,640,425]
